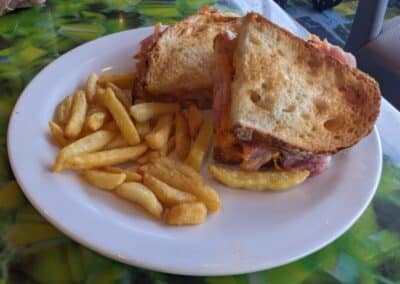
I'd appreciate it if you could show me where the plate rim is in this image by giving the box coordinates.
[7,27,383,276]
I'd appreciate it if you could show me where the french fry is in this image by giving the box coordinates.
[167,135,175,155]
[98,73,134,89]
[65,90,88,139]
[63,145,147,170]
[157,157,203,186]
[208,164,310,191]
[130,102,179,122]
[136,121,151,138]
[115,182,163,219]
[53,130,115,171]
[186,104,203,138]
[175,112,190,160]
[185,119,213,171]
[103,166,142,182]
[164,202,207,225]
[84,170,126,190]
[85,106,109,131]
[85,73,98,101]
[49,121,68,147]
[55,95,73,125]
[103,134,129,150]
[100,88,140,145]
[106,82,131,110]
[145,114,173,150]
[143,173,196,207]
[136,151,160,165]
[144,160,221,212]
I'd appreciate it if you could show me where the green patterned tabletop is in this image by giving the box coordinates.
[1,1,400,283]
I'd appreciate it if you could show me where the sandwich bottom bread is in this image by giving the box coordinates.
[212,13,381,176]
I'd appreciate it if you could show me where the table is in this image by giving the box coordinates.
[1,1,399,283]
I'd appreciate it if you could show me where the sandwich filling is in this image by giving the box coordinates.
[213,33,356,176]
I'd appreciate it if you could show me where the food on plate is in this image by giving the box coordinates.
[141,157,221,212]
[145,114,173,150]
[132,7,240,108]
[98,88,140,145]
[164,202,207,226]
[185,104,203,139]
[53,129,115,171]
[130,102,179,122]
[65,90,88,139]
[103,166,142,182]
[49,8,381,226]
[211,13,381,186]
[55,95,73,125]
[85,73,98,101]
[185,119,213,171]
[84,170,126,190]
[48,121,68,147]
[50,72,219,226]
[209,164,309,191]
[103,134,129,150]
[63,145,148,170]
[175,112,190,160]
[98,73,134,89]
[115,182,163,219]
[143,173,197,207]
[85,105,109,131]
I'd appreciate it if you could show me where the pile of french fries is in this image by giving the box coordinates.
[49,73,219,226]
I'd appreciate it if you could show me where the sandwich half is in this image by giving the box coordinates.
[133,6,240,108]
[213,13,381,176]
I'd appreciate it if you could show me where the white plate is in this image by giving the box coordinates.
[7,27,382,276]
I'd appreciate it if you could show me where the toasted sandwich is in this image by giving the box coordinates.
[212,13,381,176]
[133,6,240,108]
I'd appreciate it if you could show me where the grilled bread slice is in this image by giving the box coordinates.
[143,7,240,102]
[228,13,381,154]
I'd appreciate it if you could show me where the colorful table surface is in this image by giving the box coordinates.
[1,1,400,283]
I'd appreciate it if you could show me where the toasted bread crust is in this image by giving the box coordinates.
[228,13,381,155]
[144,7,240,96]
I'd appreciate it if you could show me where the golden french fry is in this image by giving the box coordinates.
[55,95,73,125]
[115,182,163,219]
[63,145,147,170]
[53,130,115,171]
[186,104,203,138]
[65,90,88,139]
[143,173,196,207]
[103,134,129,150]
[175,112,190,160]
[106,82,131,110]
[49,121,68,147]
[167,135,175,155]
[85,106,109,131]
[164,202,207,225]
[130,103,179,122]
[98,73,134,89]
[185,119,213,171]
[103,166,142,182]
[157,156,203,185]
[85,73,98,101]
[100,88,140,145]
[144,160,221,212]
[208,164,310,191]
[84,170,126,190]
[136,151,160,165]
[136,121,151,138]
[145,114,173,150]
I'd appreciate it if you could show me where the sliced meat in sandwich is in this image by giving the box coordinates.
[133,6,240,108]
[212,13,381,176]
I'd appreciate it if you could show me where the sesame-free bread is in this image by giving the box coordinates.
[228,13,381,154]
[144,7,240,98]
